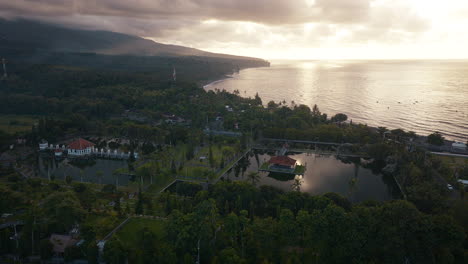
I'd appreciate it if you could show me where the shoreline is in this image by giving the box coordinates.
[200,74,234,89]
[198,64,271,89]
[197,71,466,143]
[200,77,466,144]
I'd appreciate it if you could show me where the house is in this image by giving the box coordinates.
[259,155,305,175]
[68,138,95,156]
[54,149,63,157]
[452,142,467,150]
[49,234,78,255]
[39,140,48,151]
[458,179,468,186]
[268,156,297,170]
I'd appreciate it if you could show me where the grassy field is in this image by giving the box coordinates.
[0,114,37,134]
[146,175,176,193]
[114,218,166,248]
[438,155,468,168]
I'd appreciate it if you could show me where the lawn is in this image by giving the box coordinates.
[114,218,166,248]
[84,214,122,240]
[438,156,468,167]
[0,114,37,134]
[146,174,176,193]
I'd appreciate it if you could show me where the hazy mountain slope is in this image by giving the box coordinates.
[0,18,267,62]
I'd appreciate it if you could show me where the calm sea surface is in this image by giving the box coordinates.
[204,60,468,141]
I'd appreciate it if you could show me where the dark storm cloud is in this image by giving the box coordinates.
[0,0,371,25]
[0,0,438,59]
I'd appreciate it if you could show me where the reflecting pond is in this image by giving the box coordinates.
[38,156,131,185]
[222,150,401,203]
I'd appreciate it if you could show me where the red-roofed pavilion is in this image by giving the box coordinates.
[68,138,95,156]
[268,156,297,168]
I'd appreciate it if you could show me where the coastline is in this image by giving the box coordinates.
[198,63,271,89]
[199,74,234,89]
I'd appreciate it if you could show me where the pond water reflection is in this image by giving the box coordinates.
[223,150,400,203]
[38,156,130,185]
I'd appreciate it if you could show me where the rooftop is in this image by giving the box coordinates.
[49,234,78,253]
[68,138,95,150]
[268,156,297,167]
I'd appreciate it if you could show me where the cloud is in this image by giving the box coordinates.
[2,0,460,59]
[0,0,371,25]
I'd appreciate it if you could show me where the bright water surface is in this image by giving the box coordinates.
[205,60,468,141]
[223,151,400,203]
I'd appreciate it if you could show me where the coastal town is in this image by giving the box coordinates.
[1,9,468,264]
[1,93,467,262]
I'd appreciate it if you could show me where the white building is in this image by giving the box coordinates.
[67,138,95,156]
[54,149,63,157]
[458,179,468,186]
[452,142,467,150]
[39,140,48,151]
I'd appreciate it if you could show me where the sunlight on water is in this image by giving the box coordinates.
[205,60,468,141]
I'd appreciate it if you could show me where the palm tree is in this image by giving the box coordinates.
[247,172,260,186]
[292,175,303,192]
[113,168,125,188]
[96,170,104,185]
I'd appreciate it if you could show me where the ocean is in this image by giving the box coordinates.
[204,60,468,141]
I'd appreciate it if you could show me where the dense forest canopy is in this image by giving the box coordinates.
[0,19,466,264]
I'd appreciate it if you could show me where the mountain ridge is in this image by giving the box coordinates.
[0,18,269,64]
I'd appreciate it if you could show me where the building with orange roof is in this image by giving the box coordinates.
[67,138,95,156]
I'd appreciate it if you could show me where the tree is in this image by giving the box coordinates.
[103,238,127,264]
[291,176,303,192]
[96,170,104,184]
[79,169,85,182]
[42,191,85,232]
[368,143,394,161]
[39,239,53,260]
[64,245,82,262]
[114,196,122,215]
[137,164,152,185]
[267,101,278,109]
[65,175,73,184]
[220,154,225,169]
[246,172,260,186]
[135,186,144,215]
[101,184,116,194]
[427,132,445,146]
[279,209,298,245]
[218,247,244,264]
[209,146,215,168]
[331,113,348,123]
[186,144,195,160]
[171,159,177,174]
[225,213,240,247]
[87,243,99,264]
[254,92,262,106]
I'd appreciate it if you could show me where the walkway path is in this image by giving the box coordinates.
[430,152,468,159]
[262,138,343,146]
[214,148,252,183]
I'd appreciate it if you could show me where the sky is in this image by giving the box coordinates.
[1,0,468,60]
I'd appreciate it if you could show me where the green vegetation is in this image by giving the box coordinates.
[0,115,36,134]
[113,218,166,249]
[294,165,306,174]
[0,40,466,263]
[428,132,445,146]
